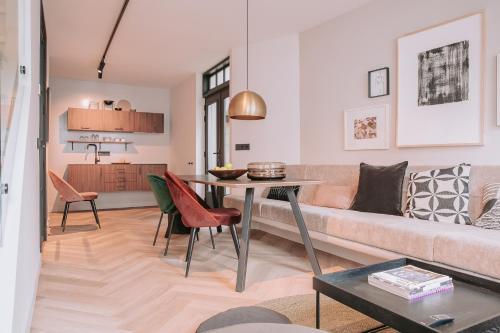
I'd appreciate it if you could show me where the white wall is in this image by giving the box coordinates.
[300,0,500,166]
[169,74,198,175]
[47,78,170,211]
[0,0,41,331]
[230,34,301,168]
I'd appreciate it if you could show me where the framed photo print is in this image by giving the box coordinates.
[368,67,389,98]
[397,13,484,147]
[344,104,390,150]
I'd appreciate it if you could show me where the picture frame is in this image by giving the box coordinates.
[368,67,389,98]
[396,13,484,147]
[344,104,390,150]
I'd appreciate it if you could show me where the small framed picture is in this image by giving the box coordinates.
[368,67,389,98]
[344,104,390,150]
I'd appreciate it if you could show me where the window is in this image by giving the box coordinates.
[202,57,229,97]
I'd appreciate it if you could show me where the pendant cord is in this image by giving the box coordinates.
[246,0,249,90]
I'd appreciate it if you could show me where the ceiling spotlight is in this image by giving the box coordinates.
[97,61,105,79]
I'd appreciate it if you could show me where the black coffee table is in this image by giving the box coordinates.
[313,258,500,333]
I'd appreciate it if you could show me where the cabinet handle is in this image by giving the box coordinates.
[81,127,90,130]
[115,127,124,130]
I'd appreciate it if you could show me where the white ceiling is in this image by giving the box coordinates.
[43,0,372,88]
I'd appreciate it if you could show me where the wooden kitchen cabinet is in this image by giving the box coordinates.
[67,108,104,131]
[67,164,167,192]
[67,108,164,133]
[133,112,164,133]
[101,110,135,132]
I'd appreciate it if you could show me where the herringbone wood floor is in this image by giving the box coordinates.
[31,207,358,333]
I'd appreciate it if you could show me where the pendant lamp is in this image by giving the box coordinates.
[228,0,267,120]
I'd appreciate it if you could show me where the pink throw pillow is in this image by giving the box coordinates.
[312,184,356,209]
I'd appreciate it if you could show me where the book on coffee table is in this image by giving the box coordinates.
[368,265,453,300]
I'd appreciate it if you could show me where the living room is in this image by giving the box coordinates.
[1,0,499,332]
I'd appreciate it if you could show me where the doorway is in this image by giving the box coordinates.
[203,58,230,208]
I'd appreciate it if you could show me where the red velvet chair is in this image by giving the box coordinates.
[164,170,241,277]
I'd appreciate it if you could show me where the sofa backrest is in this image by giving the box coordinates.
[284,164,500,220]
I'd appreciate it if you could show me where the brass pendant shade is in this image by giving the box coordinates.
[228,90,267,120]
[229,0,267,120]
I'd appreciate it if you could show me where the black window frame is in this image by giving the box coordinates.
[202,56,230,98]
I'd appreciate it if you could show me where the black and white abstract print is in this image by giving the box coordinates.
[417,40,469,106]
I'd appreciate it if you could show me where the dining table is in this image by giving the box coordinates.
[178,174,324,292]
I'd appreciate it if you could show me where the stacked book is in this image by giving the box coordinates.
[368,265,454,300]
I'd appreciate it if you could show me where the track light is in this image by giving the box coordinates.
[97,60,105,79]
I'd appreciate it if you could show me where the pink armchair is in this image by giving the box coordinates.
[48,170,101,232]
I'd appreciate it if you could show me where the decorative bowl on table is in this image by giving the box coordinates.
[247,162,286,180]
[208,169,248,180]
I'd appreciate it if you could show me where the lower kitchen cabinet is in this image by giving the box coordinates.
[66,164,167,192]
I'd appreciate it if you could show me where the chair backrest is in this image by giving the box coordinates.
[164,170,218,228]
[146,174,176,214]
[48,170,83,202]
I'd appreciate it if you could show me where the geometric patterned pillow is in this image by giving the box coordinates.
[475,183,500,230]
[405,164,471,224]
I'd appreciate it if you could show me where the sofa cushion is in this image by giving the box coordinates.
[322,210,459,261]
[260,202,330,234]
[350,161,408,216]
[434,227,500,280]
[475,183,500,230]
[312,184,356,209]
[223,195,269,216]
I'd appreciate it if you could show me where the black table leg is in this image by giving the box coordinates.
[316,291,320,329]
[286,187,322,275]
[236,187,255,292]
[210,185,223,233]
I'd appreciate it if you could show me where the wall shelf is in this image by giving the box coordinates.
[67,140,133,151]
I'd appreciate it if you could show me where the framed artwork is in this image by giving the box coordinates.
[397,13,484,147]
[497,54,500,126]
[368,67,389,98]
[344,104,390,150]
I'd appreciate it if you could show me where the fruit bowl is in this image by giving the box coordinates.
[208,169,248,180]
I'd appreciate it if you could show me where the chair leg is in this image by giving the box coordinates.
[153,213,164,246]
[229,224,240,258]
[61,202,70,232]
[90,200,101,229]
[196,228,200,241]
[164,214,175,256]
[185,228,197,277]
[209,227,215,250]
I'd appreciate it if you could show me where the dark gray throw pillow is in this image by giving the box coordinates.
[267,186,300,202]
[350,161,408,216]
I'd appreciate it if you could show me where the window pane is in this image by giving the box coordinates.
[209,75,216,89]
[224,67,230,82]
[217,70,224,85]
[206,102,218,172]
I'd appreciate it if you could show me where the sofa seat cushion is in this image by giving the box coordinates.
[223,195,272,216]
[434,227,500,280]
[323,210,461,261]
[260,202,329,234]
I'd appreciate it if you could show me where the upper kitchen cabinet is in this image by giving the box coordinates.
[67,108,104,131]
[133,112,164,133]
[67,108,164,133]
[102,110,134,132]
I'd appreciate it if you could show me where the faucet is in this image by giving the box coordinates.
[86,144,100,164]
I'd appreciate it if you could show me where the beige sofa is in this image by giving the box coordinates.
[223,165,500,281]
